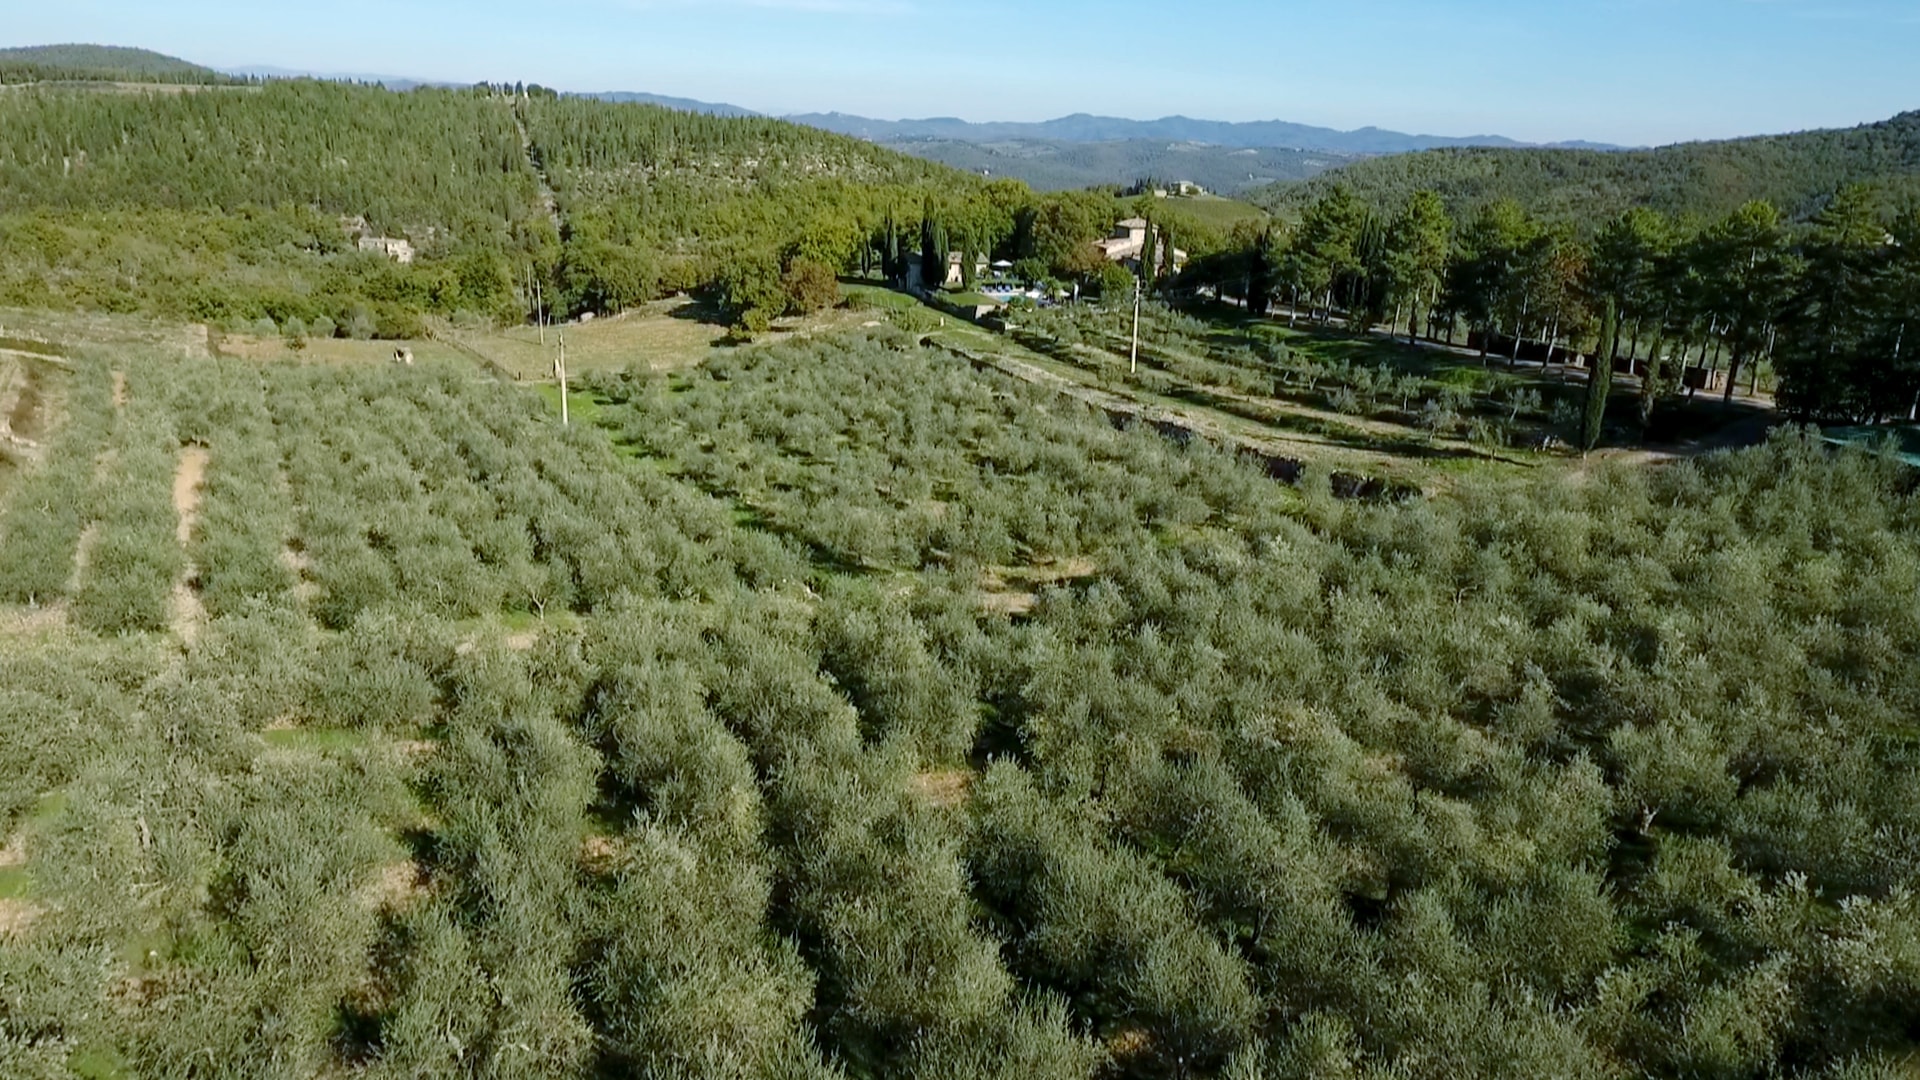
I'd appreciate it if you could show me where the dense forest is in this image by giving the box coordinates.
[520,91,981,315]
[1249,111,1920,229]
[1,338,1917,1079]
[0,74,1173,335]
[0,80,548,331]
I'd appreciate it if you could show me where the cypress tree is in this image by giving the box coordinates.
[920,199,942,291]
[1583,298,1618,452]
[1141,219,1159,294]
[883,210,898,282]
[884,211,899,281]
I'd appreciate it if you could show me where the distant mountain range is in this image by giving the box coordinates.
[222,65,459,91]
[587,91,758,117]
[867,138,1350,194]
[788,112,1625,155]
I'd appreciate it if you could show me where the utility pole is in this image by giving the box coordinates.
[1130,274,1142,376]
[556,331,569,427]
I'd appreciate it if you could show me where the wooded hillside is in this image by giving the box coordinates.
[0,78,1007,332]
[1250,111,1920,228]
[0,44,239,85]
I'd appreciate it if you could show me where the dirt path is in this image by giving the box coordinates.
[0,362,25,440]
[0,347,72,366]
[68,523,98,595]
[170,447,209,642]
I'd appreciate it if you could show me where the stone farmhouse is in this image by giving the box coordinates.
[357,236,416,264]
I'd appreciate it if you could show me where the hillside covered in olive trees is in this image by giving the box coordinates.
[1,329,1918,1079]
[2,25,1920,1080]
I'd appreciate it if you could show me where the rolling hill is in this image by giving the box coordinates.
[1249,110,1920,226]
[0,43,236,84]
[0,74,982,329]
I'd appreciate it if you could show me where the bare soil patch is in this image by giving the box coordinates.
[170,447,210,642]
[979,557,1098,616]
[980,591,1039,618]
[390,739,439,762]
[173,447,207,545]
[281,546,319,606]
[0,603,69,636]
[1106,1027,1154,1062]
[0,359,43,449]
[910,769,974,809]
[0,898,40,938]
[580,835,625,877]
[359,860,429,914]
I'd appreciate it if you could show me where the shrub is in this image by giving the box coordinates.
[782,259,840,316]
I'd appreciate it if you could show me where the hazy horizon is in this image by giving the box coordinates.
[8,0,1918,146]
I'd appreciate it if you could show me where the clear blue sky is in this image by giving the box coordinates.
[8,0,1916,145]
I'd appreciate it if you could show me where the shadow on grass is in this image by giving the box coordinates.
[665,299,731,328]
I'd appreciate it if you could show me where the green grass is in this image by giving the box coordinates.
[941,290,999,308]
[843,283,920,312]
[537,384,608,425]
[0,865,29,898]
[498,610,546,633]
[27,788,69,829]
[68,1045,132,1080]
[1152,193,1269,232]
